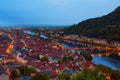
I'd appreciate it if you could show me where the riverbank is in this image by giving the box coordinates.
[24,30,120,71]
[40,34,120,71]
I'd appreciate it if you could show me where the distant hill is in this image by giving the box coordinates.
[64,6,120,41]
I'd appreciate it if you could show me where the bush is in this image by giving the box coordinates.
[72,69,107,80]
[11,70,18,80]
[96,65,120,80]
[81,51,93,61]
[19,66,36,76]
[56,74,70,80]
[31,73,50,80]
[40,56,49,62]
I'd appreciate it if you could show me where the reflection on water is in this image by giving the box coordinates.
[61,40,120,71]
[40,35,48,39]
[24,30,120,71]
[93,56,120,71]
[23,30,35,35]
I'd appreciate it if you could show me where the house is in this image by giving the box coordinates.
[105,74,111,80]
[0,73,9,80]
[63,69,75,75]
[50,70,58,77]
[2,55,15,63]
[82,61,95,70]
[16,53,27,64]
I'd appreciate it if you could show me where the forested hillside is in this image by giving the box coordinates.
[64,6,120,41]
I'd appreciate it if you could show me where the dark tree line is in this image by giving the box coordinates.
[64,6,120,41]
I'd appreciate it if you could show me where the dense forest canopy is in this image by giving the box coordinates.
[64,6,120,41]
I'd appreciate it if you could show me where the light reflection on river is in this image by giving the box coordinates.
[61,41,120,71]
[24,30,120,71]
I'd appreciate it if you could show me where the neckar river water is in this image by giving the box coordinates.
[24,30,120,71]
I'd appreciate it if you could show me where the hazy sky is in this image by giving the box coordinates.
[0,0,120,25]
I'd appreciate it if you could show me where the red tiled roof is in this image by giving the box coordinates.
[50,70,58,77]
[59,64,66,70]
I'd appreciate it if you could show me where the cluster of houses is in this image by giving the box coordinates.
[0,30,96,80]
[49,33,120,48]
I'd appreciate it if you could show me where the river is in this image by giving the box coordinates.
[24,30,120,71]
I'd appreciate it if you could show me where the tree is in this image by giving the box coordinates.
[40,56,49,62]
[58,55,67,64]
[96,65,120,80]
[71,69,106,80]
[19,66,36,76]
[24,67,36,76]
[30,73,50,80]
[56,74,70,80]
[11,70,18,80]
[81,51,93,61]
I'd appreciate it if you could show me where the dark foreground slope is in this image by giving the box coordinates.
[64,6,120,41]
